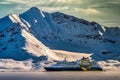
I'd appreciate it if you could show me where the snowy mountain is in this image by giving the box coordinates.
[0,10,56,61]
[0,7,120,71]
[20,7,120,61]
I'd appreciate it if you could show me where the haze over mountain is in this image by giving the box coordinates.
[0,7,120,71]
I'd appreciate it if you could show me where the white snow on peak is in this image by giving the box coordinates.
[21,18,31,28]
[9,14,27,28]
[9,14,21,23]
[40,11,45,18]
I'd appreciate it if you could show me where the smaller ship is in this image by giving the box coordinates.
[44,57,103,71]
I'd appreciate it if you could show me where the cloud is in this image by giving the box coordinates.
[5,0,40,7]
[57,0,81,4]
[0,0,120,26]
[75,8,101,15]
[0,2,11,4]
[38,6,69,12]
[84,8,101,15]
[5,0,27,4]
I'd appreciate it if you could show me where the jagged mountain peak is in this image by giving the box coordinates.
[29,7,40,11]
[24,7,41,14]
[21,7,45,19]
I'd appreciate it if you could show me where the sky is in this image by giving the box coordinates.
[0,0,120,27]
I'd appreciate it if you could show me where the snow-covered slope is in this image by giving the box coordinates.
[0,7,120,71]
[0,13,57,61]
[19,7,120,61]
[0,7,90,61]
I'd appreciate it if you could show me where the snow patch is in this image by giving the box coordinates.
[40,11,45,18]
[34,19,38,23]
[0,59,32,72]
[98,60,120,71]
[9,14,21,23]
[21,18,31,28]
